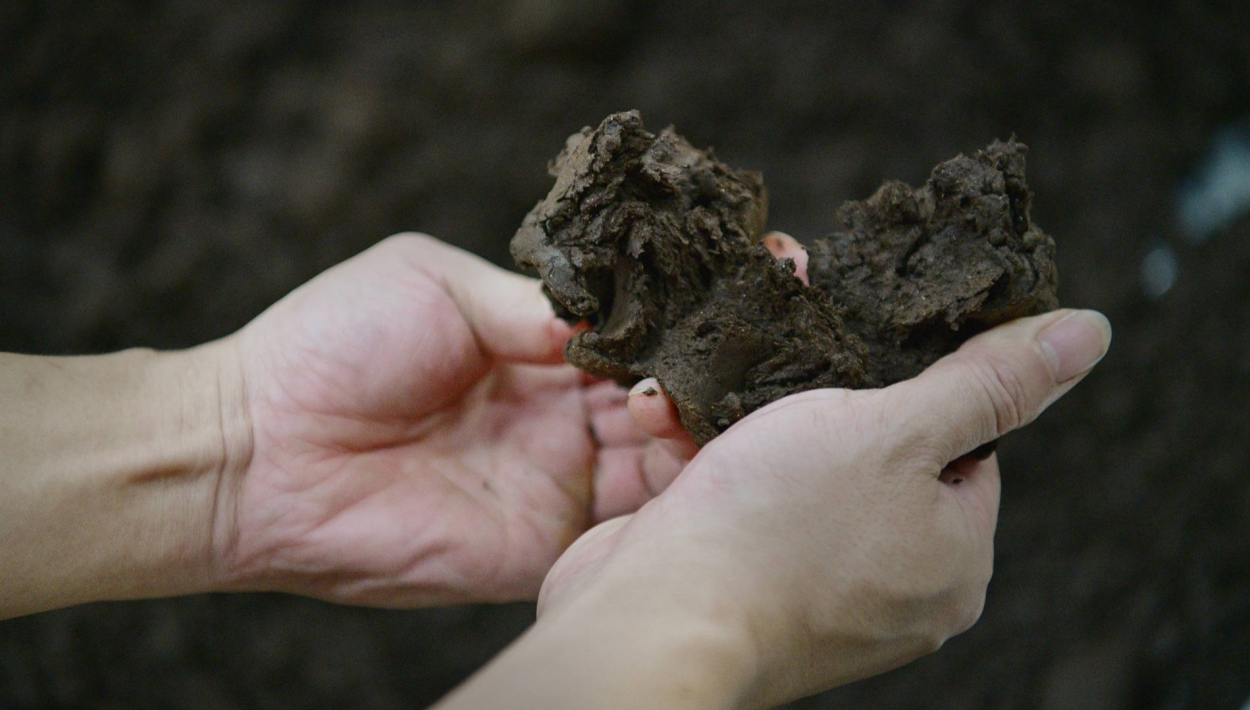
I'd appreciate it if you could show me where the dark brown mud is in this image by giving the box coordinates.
[514,111,1056,443]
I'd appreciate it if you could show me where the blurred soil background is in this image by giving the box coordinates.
[2,1,1250,708]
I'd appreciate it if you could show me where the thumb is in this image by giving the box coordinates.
[399,233,572,364]
[886,309,1111,465]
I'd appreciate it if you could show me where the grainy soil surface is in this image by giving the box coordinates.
[2,2,1250,708]
[514,111,1056,444]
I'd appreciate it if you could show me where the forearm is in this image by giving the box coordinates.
[0,342,249,618]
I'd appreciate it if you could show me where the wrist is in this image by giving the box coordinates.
[0,341,251,617]
[441,566,762,710]
[546,579,763,709]
[167,337,254,592]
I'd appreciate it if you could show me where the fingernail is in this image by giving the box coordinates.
[629,378,660,397]
[1037,310,1112,382]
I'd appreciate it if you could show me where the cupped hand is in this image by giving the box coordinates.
[537,307,1111,707]
[210,234,691,606]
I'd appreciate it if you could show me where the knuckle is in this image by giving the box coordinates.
[384,232,441,259]
[947,584,988,636]
[387,231,434,245]
[935,554,992,638]
[922,629,949,656]
[902,629,948,660]
[914,584,986,654]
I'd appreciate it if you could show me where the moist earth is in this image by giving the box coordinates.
[512,111,1058,444]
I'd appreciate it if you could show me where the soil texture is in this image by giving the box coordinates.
[514,111,1057,443]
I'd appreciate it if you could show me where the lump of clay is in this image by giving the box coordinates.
[512,111,1058,444]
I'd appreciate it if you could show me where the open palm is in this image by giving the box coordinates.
[213,235,687,606]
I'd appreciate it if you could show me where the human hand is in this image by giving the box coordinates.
[530,307,1110,708]
[209,234,693,606]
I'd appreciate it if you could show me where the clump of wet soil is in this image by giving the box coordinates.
[512,111,1058,444]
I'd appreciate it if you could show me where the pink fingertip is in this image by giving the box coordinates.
[762,232,810,285]
[793,250,810,285]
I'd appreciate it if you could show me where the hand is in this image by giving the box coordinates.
[210,234,693,606]
[527,308,1111,708]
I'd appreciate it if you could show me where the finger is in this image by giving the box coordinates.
[637,439,691,498]
[886,309,1111,466]
[591,405,649,447]
[592,447,653,521]
[627,379,700,461]
[583,381,650,446]
[578,369,609,387]
[584,379,628,412]
[762,231,809,285]
[395,233,572,364]
[590,440,688,523]
[591,380,694,521]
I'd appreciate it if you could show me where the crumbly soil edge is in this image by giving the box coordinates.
[512,111,1057,444]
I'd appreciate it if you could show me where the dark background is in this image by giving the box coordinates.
[3,1,1250,707]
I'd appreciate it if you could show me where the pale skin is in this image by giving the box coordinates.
[0,232,1111,708]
